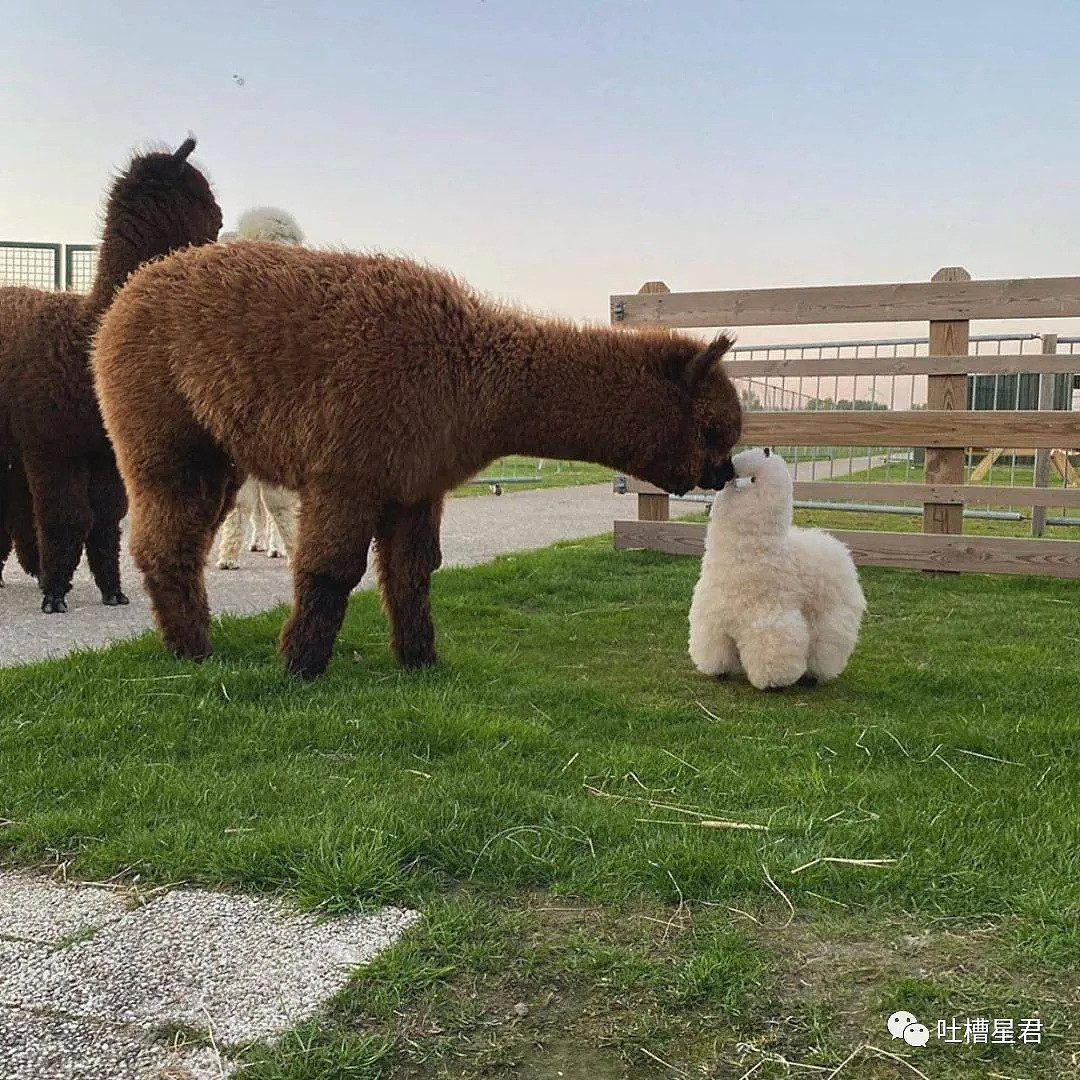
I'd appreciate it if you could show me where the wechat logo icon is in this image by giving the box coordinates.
[887,1011,930,1047]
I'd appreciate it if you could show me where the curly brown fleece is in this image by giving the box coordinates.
[92,243,742,678]
[0,138,222,611]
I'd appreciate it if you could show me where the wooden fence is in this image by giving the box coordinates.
[610,268,1080,577]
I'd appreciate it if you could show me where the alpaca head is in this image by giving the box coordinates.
[234,206,305,245]
[635,332,741,495]
[101,136,222,263]
[709,447,793,535]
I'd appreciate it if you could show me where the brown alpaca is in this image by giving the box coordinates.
[91,244,742,678]
[0,138,222,611]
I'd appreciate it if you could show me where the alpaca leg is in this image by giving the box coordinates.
[0,462,10,585]
[248,481,267,551]
[128,444,232,660]
[264,496,283,558]
[215,508,245,568]
[22,455,92,614]
[806,617,860,683]
[215,465,244,532]
[266,517,283,557]
[374,498,444,669]
[738,610,810,691]
[688,625,741,679]
[216,478,256,569]
[84,456,130,606]
[260,485,298,561]
[8,460,40,578]
[279,488,373,679]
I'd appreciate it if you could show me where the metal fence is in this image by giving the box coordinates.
[0,241,63,290]
[726,332,1079,505]
[0,240,97,292]
[65,245,98,293]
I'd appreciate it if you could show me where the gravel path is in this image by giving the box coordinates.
[0,483,650,667]
[0,871,419,1079]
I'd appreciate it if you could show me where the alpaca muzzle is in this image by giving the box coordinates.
[700,457,736,491]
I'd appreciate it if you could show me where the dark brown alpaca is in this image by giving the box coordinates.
[0,138,222,610]
[92,244,742,678]
[0,460,37,585]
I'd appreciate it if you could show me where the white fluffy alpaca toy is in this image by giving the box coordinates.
[689,447,866,690]
[215,207,304,569]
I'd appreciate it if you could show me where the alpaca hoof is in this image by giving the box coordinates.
[41,594,67,614]
[249,542,265,552]
[101,591,130,606]
[398,645,439,670]
[267,548,283,559]
[284,653,329,680]
[217,559,240,570]
[747,672,798,691]
[759,677,805,692]
[796,673,819,688]
[280,629,332,680]
[166,640,212,663]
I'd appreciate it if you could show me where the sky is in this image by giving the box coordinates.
[4,0,1080,344]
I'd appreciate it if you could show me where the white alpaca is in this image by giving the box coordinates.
[689,448,866,690]
[214,207,304,570]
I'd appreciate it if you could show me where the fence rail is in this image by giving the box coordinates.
[611,275,1080,328]
[738,409,1076,448]
[612,521,1080,577]
[624,475,1080,510]
[611,269,1080,577]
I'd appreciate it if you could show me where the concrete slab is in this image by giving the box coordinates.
[0,1005,232,1080]
[0,888,420,1045]
[0,871,128,945]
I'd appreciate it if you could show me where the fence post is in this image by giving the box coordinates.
[635,281,672,523]
[923,266,970,543]
[1031,333,1059,537]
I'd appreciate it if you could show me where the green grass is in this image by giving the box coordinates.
[833,455,1080,496]
[791,507,1080,539]
[776,454,1080,539]
[2,538,1078,1075]
[454,456,613,496]
[841,456,1077,495]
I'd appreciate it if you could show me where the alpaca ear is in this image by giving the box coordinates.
[763,447,771,457]
[173,136,197,162]
[682,333,734,392]
[163,136,197,181]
